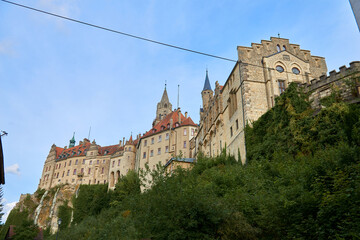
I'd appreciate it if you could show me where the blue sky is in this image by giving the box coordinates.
[0,0,359,222]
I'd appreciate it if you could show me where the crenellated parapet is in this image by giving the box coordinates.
[301,61,360,108]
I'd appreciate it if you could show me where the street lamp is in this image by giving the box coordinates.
[56,218,62,240]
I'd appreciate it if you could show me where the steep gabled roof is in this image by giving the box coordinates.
[142,109,197,138]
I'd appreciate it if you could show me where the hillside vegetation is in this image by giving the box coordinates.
[8,84,360,239]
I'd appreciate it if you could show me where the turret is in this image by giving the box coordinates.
[201,70,213,111]
[69,132,76,148]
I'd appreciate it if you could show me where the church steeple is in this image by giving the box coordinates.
[153,83,173,126]
[69,132,76,148]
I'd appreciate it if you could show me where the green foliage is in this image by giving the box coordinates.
[0,208,30,240]
[45,84,360,239]
[72,184,110,224]
[13,219,39,240]
[111,170,141,207]
[34,188,46,201]
[58,200,72,230]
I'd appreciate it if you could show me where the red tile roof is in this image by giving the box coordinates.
[142,109,197,138]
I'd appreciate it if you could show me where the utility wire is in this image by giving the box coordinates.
[1,0,237,63]
[2,0,314,78]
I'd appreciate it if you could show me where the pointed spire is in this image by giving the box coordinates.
[203,69,212,91]
[69,132,76,148]
[161,85,170,103]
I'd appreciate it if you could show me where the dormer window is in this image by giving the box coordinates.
[161,125,165,130]
[167,123,170,129]
[152,129,156,133]
[175,122,180,127]
[104,150,108,155]
[277,44,281,52]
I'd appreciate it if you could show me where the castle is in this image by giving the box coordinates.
[195,37,359,163]
[39,86,198,190]
[38,37,360,190]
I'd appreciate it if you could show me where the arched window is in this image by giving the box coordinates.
[283,45,286,51]
[276,44,281,52]
[292,67,300,75]
[276,65,284,73]
[164,103,167,108]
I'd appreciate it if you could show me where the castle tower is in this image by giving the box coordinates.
[69,132,75,148]
[201,70,213,111]
[153,84,172,126]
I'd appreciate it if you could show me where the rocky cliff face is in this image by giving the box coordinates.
[13,184,77,233]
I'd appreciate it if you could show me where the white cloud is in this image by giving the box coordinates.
[2,201,18,223]
[5,164,20,176]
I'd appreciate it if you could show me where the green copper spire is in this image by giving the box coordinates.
[69,132,76,148]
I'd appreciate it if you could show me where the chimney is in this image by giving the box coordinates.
[185,112,188,118]
[123,137,125,146]
[170,118,173,129]
[178,109,182,124]
[119,140,122,146]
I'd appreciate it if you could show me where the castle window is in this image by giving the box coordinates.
[230,127,233,137]
[64,162,67,167]
[158,148,161,155]
[59,163,61,168]
[183,141,187,148]
[144,140,147,146]
[143,152,146,159]
[88,168,91,174]
[150,150,154,157]
[90,160,92,165]
[101,167,104,174]
[292,67,300,75]
[278,80,286,94]
[82,159,85,164]
[151,138,154,144]
[129,147,131,151]
[158,135,162,142]
[104,180,106,184]
[45,166,48,172]
[73,169,76,175]
[164,103,167,108]
[191,128,195,136]
[236,119,239,130]
[277,44,281,52]
[165,146,169,153]
[103,160,105,163]
[81,168,84,173]
[112,161,115,167]
[97,160,99,164]
[118,160,120,166]
[283,45,286,51]
[276,66,284,73]
[165,133,169,140]
[184,128,187,136]
[75,159,78,165]
[67,170,70,176]
[62,171,65,177]
[57,172,59,178]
